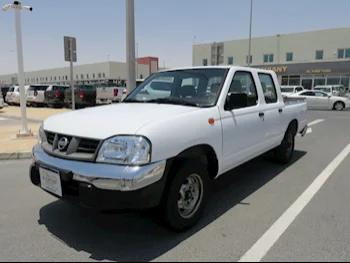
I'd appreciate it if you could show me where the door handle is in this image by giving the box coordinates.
[259,112,264,117]
[278,108,283,113]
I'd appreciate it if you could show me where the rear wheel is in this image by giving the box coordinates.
[274,126,295,164]
[161,160,210,232]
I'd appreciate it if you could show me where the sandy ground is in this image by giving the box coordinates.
[0,123,40,152]
[0,106,70,120]
[0,106,70,152]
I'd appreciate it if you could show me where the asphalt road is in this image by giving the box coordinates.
[0,110,350,262]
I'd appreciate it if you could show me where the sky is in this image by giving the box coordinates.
[1,0,350,75]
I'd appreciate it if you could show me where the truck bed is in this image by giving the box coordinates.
[284,97,306,105]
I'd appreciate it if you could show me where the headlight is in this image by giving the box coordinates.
[38,123,45,145]
[96,136,151,165]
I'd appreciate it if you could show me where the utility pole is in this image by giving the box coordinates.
[247,0,253,67]
[126,0,136,94]
[2,1,33,136]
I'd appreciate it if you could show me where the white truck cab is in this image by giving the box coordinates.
[30,66,308,232]
[280,85,304,97]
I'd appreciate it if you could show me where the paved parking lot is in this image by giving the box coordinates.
[0,110,350,262]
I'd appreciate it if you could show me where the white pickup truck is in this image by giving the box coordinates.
[95,86,126,105]
[30,66,308,232]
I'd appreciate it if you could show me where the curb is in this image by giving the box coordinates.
[0,151,32,161]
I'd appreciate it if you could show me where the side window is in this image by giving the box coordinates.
[301,91,315,96]
[228,71,258,108]
[296,87,303,92]
[258,73,278,104]
[314,92,328,97]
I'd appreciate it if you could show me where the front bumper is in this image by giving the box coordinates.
[300,124,308,137]
[30,144,171,210]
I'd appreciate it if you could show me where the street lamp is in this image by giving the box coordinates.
[125,0,136,94]
[2,1,32,136]
[247,0,253,67]
[136,42,139,79]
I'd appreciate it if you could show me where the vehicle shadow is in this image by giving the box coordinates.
[38,150,306,262]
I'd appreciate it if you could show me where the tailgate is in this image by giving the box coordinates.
[96,87,118,100]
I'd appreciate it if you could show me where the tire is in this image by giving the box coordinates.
[161,160,210,232]
[274,126,295,164]
[333,101,345,111]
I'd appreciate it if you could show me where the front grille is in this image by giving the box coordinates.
[77,138,100,154]
[43,131,102,162]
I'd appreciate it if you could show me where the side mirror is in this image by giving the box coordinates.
[225,92,248,111]
[328,95,332,98]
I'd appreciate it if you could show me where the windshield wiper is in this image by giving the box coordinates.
[147,97,199,107]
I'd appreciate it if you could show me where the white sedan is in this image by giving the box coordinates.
[290,90,350,111]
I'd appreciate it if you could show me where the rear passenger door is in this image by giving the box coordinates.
[257,73,286,148]
[221,70,267,172]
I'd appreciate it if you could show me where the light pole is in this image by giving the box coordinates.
[247,0,253,67]
[2,1,32,136]
[136,42,139,79]
[126,0,136,94]
[193,36,196,45]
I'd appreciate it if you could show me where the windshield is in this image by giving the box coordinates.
[8,87,14,92]
[314,87,331,93]
[124,68,229,107]
[281,88,294,93]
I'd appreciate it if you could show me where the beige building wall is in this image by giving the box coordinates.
[193,27,350,66]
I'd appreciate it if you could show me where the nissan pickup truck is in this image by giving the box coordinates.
[30,66,308,232]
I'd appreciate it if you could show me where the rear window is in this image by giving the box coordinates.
[53,86,69,91]
[30,85,49,91]
[258,73,278,104]
[314,87,331,93]
[77,85,96,91]
[281,87,294,93]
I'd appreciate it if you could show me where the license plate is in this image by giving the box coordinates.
[39,167,62,197]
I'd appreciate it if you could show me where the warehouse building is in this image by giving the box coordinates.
[0,56,160,87]
[193,27,350,89]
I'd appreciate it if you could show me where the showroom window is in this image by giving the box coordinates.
[286,52,293,62]
[338,48,350,59]
[315,50,323,60]
[203,59,208,66]
[263,54,274,63]
[228,57,233,65]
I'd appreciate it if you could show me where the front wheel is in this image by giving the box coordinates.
[162,160,210,232]
[274,126,295,164]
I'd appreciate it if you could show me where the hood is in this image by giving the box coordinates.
[43,103,200,139]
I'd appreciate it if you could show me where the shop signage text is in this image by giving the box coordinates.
[258,66,288,73]
[305,69,332,74]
